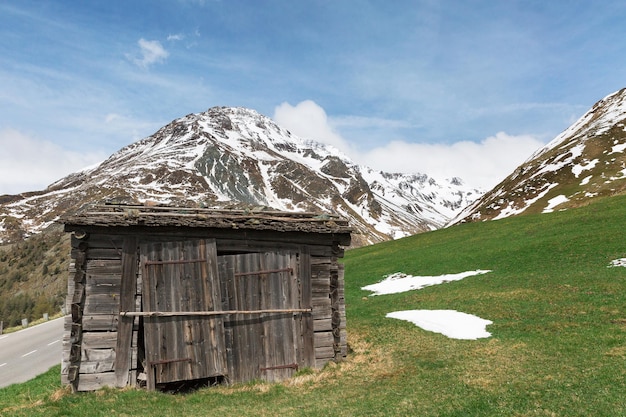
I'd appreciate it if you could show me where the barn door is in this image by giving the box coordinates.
[141,239,227,389]
[219,252,304,383]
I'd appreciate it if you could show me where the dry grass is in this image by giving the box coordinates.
[213,330,393,396]
[0,400,44,415]
[49,385,72,402]
[460,339,531,391]
[605,346,626,358]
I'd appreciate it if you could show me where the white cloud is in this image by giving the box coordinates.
[167,33,184,41]
[358,132,545,189]
[0,129,106,195]
[273,100,545,190]
[105,113,121,123]
[331,114,412,130]
[128,38,169,68]
[102,112,157,142]
[273,100,352,152]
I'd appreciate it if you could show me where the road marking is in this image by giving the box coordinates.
[0,363,6,367]
[22,350,37,357]
[0,335,8,341]
[47,340,60,346]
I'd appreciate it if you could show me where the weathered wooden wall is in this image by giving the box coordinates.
[141,239,228,390]
[62,227,348,392]
[62,234,142,392]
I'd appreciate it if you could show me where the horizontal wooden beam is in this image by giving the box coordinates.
[120,308,312,317]
[234,267,292,277]
[144,258,207,266]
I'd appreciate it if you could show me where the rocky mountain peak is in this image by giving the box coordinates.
[0,106,481,246]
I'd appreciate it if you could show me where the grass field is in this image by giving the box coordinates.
[2,194,626,416]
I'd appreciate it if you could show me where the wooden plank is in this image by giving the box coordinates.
[312,308,332,320]
[82,315,119,331]
[141,241,157,392]
[262,253,280,382]
[314,346,335,359]
[314,331,334,348]
[66,275,76,313]
[299,248,314,369]
[79,360,115,374]
[216,239,333,257]
[197,239,229,378]
[76,372,117,392]
[222,252,264,384]
[71,282,85,305]
[120,309,312,317]
[83,348,115,362]
[67,225,351,249]
[81,332,117,349]
[292,253,304,371]
[83,294,120,314]
[312,297,331,308]
[315,357,333,369]
[218,258,235,384]
[313,319,332,332]
[86,259,122,274]
[85,248,123,260]
[329,260,341,360]
[85,275,121,295]
[115,236,138,387]
[261,252,298,382]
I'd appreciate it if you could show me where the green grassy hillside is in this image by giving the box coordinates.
[3,194,626,416]
[0,226,68,328]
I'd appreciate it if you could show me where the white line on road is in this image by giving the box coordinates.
[22,350,37,357]
[47,340,60,346]
[0,363,6,367]
[0,335,8,341]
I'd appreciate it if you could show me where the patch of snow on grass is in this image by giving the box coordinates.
[363,270,493,339]
[536,143,585,177]
[361,270,491,296]
[610,143,626,154]
[543,195,569,213]
[386,310,492,340]
[608,258,626,268]
[580,175,593,186]
[571,159,598,177]
[493,183,558,220]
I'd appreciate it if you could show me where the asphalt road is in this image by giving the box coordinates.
[0,317,64,389]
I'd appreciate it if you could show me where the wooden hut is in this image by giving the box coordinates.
[60,204,351,392]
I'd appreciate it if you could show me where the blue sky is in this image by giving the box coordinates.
[1,0,625,194]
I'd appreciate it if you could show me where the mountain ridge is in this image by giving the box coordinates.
[451,87,626,224]
[0,106,482,246]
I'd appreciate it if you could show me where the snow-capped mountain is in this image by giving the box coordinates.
[452,88,626,224]
[0,106,481,246]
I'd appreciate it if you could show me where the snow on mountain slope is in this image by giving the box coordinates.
[0,107,481,246]
[452,87,626,224]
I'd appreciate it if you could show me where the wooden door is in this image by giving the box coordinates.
[141,239,227,389]
[219,252,305,383]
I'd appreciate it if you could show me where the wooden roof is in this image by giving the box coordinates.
[61,204,353,235]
